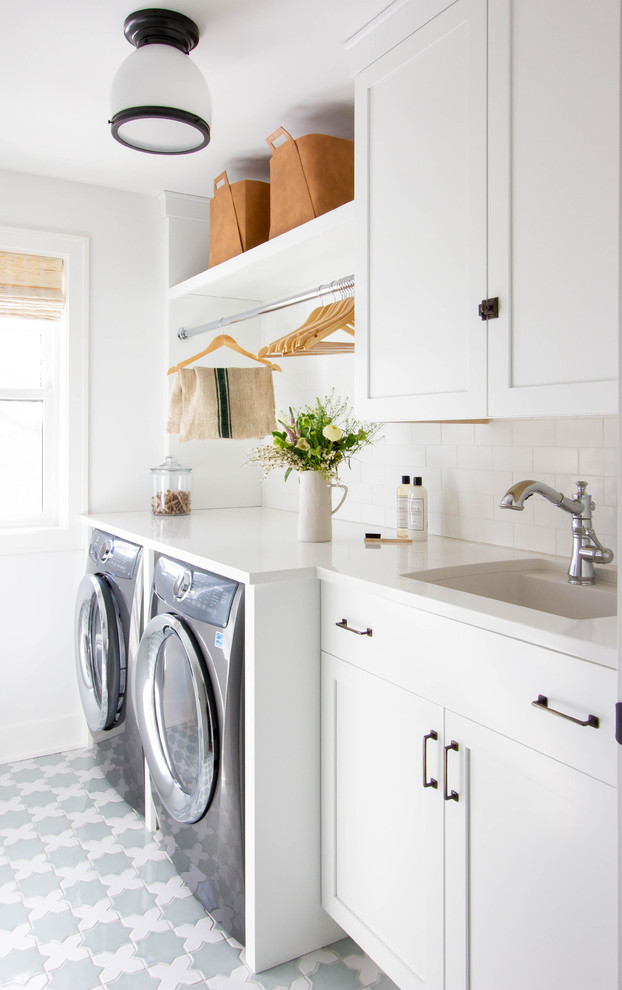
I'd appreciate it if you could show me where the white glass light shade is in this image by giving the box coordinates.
[110,44,212,154]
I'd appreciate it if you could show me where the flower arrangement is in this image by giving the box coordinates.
[248,392,382,482]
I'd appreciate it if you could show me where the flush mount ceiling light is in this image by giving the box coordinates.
[109,8,211,155]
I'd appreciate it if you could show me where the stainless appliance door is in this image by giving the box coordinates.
[134,613,219,825]
[75,573,126,732]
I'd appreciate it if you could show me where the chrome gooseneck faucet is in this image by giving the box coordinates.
[499,480,614,586]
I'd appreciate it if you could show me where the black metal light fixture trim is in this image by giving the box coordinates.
[109,8,211,156]
[123,8,200,52]
[110,106,210,154]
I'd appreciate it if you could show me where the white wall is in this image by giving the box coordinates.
[259,307,618,559]
[0,168,164,763]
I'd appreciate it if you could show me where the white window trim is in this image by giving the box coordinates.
[0,226,89,554]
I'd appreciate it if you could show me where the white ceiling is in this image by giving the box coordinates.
[0,0,386,198]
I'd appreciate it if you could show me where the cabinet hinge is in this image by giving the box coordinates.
[478,297,499,320]
[615,702,622,745]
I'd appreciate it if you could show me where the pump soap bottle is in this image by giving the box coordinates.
[408,476,428,540]
[397,475,411,538]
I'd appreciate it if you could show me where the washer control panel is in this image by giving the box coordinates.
[89,529,141,580]
[155,556,239,628]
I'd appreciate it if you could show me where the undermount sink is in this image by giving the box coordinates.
[402,558,617,620]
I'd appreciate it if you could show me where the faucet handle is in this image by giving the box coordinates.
[575,480,594,509]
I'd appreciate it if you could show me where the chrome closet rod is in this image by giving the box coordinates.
[177,274,355,341]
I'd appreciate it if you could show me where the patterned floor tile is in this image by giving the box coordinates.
[305,960,364,990]
[135,928,190,966]
[29,909,81,946]
[44,955,104,990]
[246,957,308,990]
[106,970,160,989]
[1,946,48,985]
[189,938,242,978]
[0,749,394,990]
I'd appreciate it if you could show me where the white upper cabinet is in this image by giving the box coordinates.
[487,0,619,416]
[349,0,619,421]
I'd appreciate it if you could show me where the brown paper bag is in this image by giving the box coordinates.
[209,171,270,267]
[266,127,354,239]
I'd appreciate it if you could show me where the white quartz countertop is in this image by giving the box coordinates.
[83,507,617,669]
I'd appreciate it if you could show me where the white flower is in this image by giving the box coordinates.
[322,423,343,442]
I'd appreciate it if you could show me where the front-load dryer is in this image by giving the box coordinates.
[133,554,245,943]
[75,529,145,816]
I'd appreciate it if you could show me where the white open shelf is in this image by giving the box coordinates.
[168,201,355,303]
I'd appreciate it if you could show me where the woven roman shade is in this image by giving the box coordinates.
[0,251,65,320]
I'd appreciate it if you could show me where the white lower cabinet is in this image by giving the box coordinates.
[320,587,618,990]
[444,711,617,990]
[322,653,444,990]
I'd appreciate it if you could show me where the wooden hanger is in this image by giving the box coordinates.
[293,298,354,351]
[167,333,281,375]
[259,298,355,358]
[269,298,352,354]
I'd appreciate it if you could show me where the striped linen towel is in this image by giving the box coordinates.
[166,366,277,441]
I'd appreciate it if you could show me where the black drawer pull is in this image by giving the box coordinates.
[422,730,438,789]
[532,694,599,729]
[335,618,373,637]
[443,740,459,802]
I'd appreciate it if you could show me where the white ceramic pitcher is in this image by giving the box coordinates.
[297,471,348,542]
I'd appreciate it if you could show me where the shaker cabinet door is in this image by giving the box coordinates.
[354,0,488,422]
[321,652,445,990]
[444,711,618,990]
[486,0,619,417]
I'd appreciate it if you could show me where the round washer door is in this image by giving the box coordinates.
[134,613,219,825]
[75,573,126,732]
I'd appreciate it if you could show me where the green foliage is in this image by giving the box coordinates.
[248,391,383,481]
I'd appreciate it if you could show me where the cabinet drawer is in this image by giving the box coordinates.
[321,581,414,670]
[321,581,617,785]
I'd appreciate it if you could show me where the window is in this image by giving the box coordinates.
[0,228,88,552]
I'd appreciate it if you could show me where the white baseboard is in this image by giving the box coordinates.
[0,713,89,765]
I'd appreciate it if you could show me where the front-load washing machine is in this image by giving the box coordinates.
[75,529,145,816]
[133,554,245,943]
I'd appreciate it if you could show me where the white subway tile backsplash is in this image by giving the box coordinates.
[492,446,533,472]
[475,518,515,548]
[458,445,493,471]
[436,490,460,515]
[579,447,617,477]
[382,422,415,445]
[261,401,618,557]
[604,416,618,448]
[555,418,604,447]
[512,419,556,446]
[427,445,458,468]
[592,504,618,535]
[442,515,473,541]
[475,420,513,446]
[533,447,579,474]
[397,446,427,472]
[411,423,442,445]
[444,468,513,497]
[513,525,558,555]
[441,423,476,445]
[604,477,617,506]
[457,493,495,520]
[362,463,392,487]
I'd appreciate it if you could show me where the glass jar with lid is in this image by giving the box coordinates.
[150,455,192,515]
